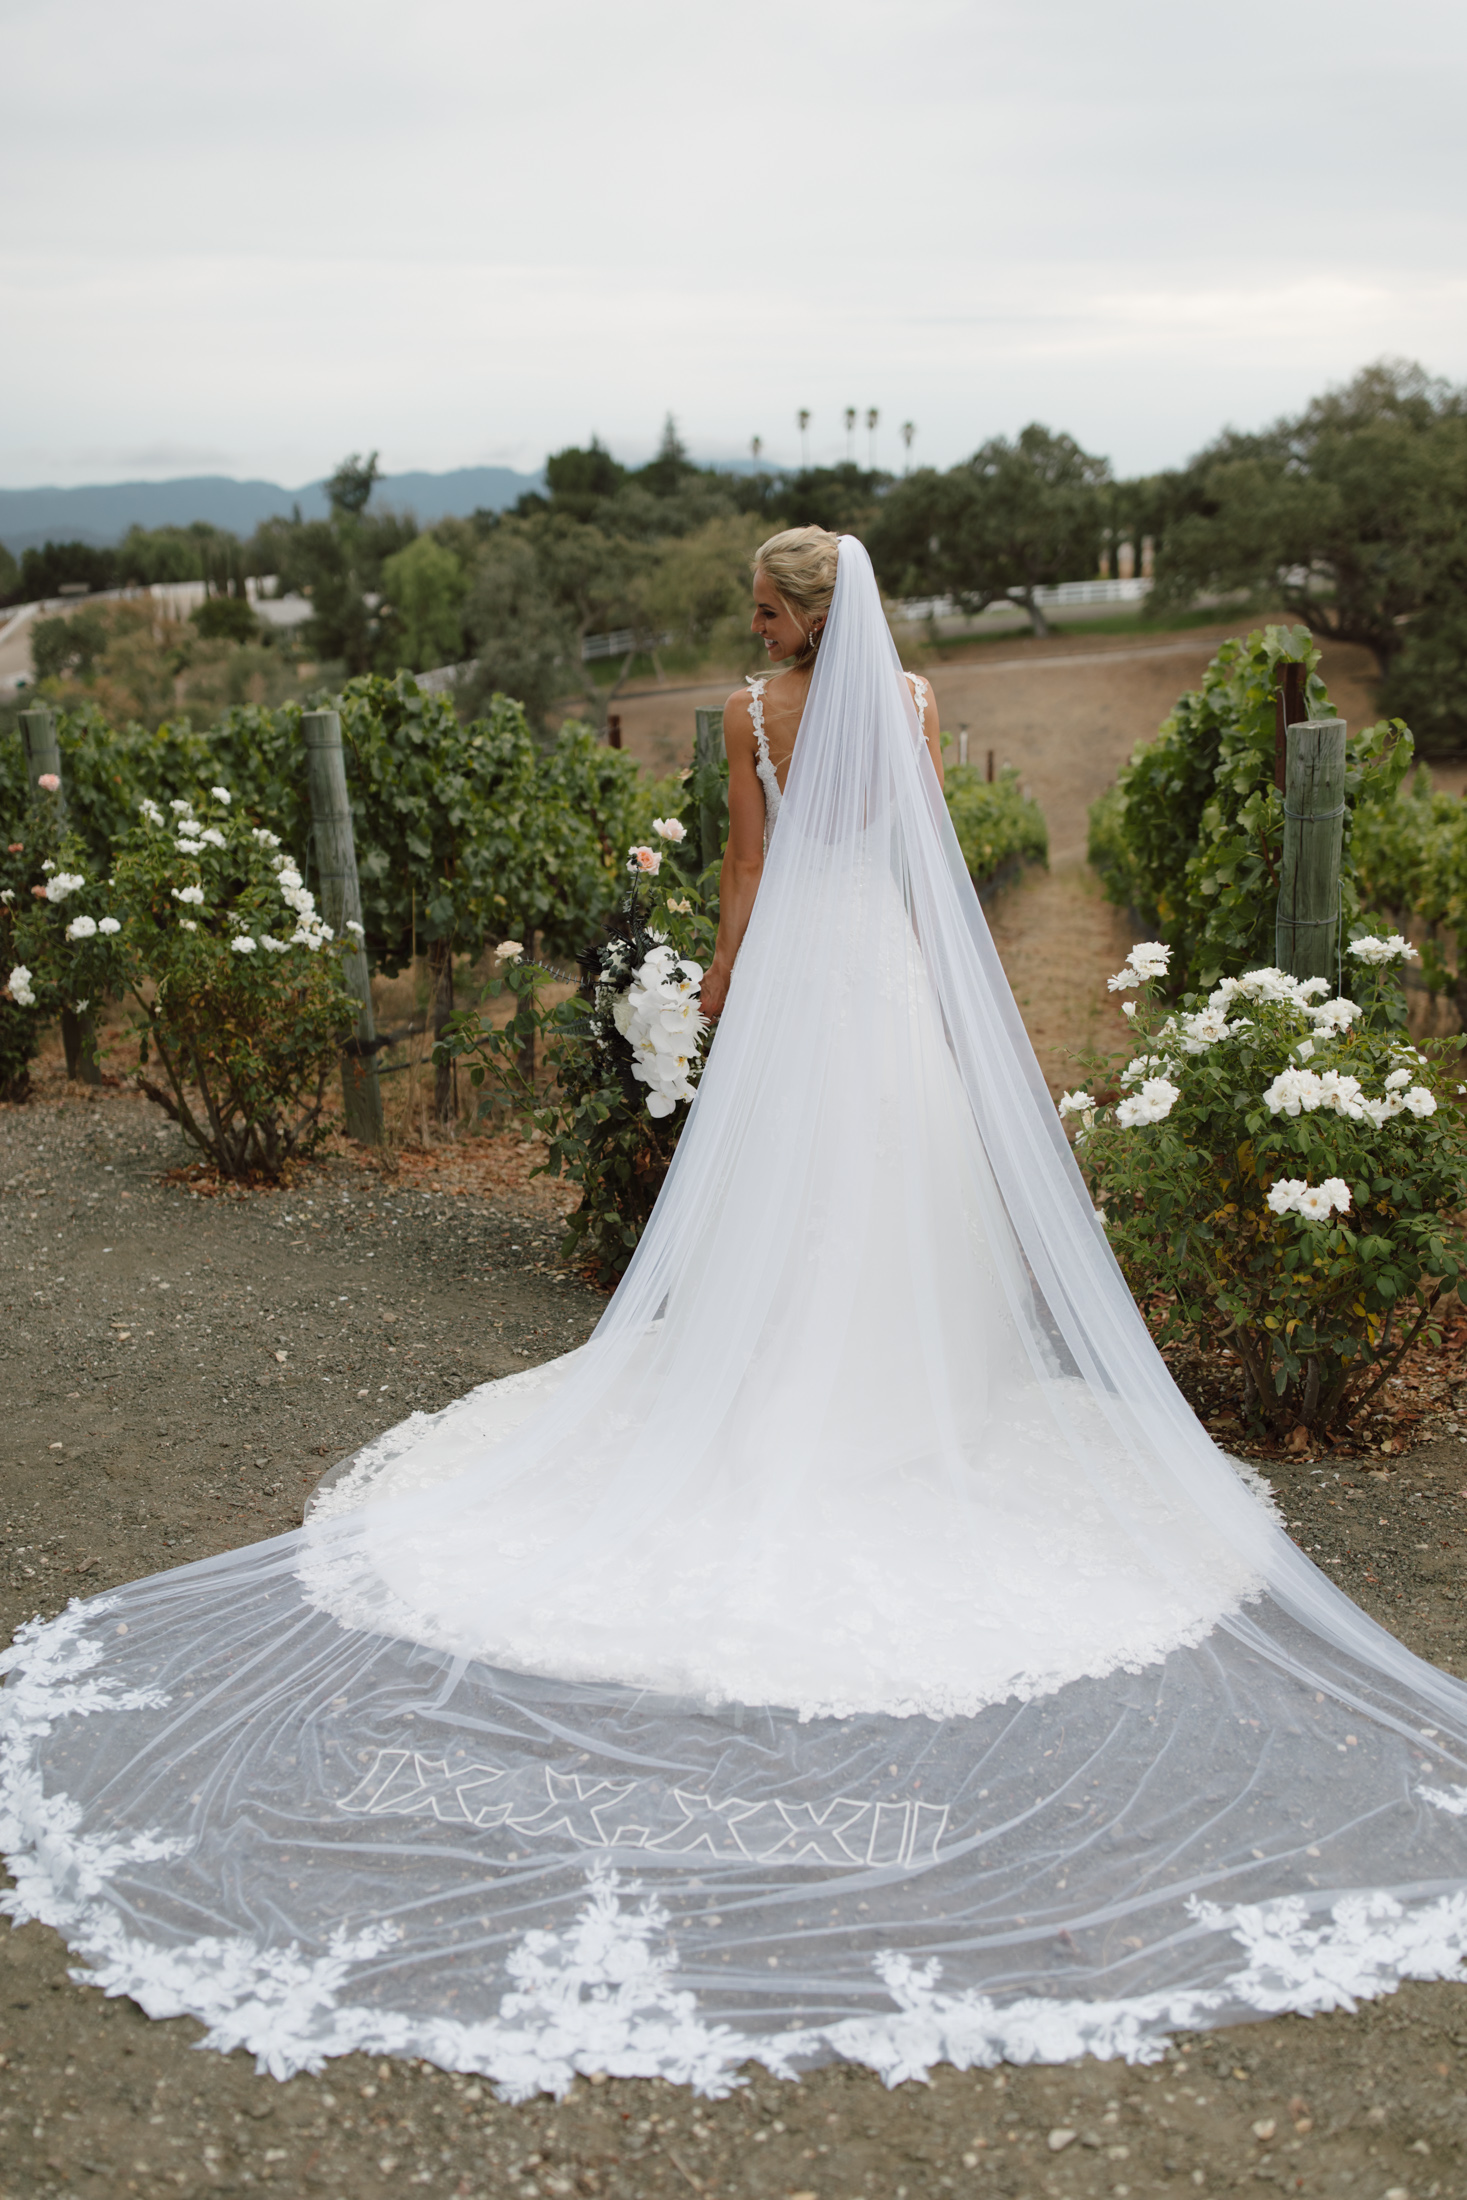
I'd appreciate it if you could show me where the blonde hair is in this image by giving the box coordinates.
[753,526,840,668]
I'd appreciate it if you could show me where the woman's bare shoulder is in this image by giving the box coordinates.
[723,683,756,729]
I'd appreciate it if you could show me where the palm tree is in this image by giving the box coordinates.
[797,409,810,466]
[866,407,879,468]
[900,420,916,474]
[844,407,857,461]
[751,435,763,464]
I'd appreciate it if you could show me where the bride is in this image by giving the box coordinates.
[4,528,1467,2096]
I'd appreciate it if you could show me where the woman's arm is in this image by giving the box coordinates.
[700,692,767,1019]
[917,677,944,790]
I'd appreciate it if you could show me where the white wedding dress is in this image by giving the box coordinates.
[4,538,1467,2095]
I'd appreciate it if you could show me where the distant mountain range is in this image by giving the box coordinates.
[0,466,548,554]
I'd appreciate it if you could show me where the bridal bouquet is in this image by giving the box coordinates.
[583,832,709,1118]
[438,820,714,1281]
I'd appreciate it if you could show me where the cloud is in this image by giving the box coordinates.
[2,0,1465,483]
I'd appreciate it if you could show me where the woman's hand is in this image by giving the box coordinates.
[702,958,733,1020]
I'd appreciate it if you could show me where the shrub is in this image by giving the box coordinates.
[0,705,216,875]
[192,594,260,644]
[943,763,1047,888]
[5,786,356,1178]
[0,830,44,1098]
[1351,768,1467,1029]
[1087,624,1413,990]
[1067,937,1467,1431]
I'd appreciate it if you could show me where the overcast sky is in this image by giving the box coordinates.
[3,0,1464,489]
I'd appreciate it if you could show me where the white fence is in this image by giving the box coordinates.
[895,577,1153,622]
[580,628,673,663]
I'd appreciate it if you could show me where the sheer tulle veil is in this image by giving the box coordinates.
[4,535,1467,2094]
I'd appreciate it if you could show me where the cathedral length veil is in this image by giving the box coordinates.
[5,538,1467,2094]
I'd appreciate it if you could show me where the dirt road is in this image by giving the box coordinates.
[3,1064,1467,2199]
[3,625,1466,2196]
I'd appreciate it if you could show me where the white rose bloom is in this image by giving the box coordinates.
[180,919,198,932]
[1268,1176,1350,1220]
[44,872,86,902]
[1403,1086,1438,1117]
[252,828,282,849]
[175,838,205,854]
[169,799,195,815]
[65,914,98,940]
[1295,1037,1315,1061]
[1058,1090,1095,1119]
[495,941,525,964]
[139,798,164,825]
[277,867,304,892]
[7,964,36,1006]
[173,885,206,906]
[232,935,257,953]
[1385,1067,1411,1091]
[1262,1067,1322,1117]
[652,817,687,843]
[1360,1095,1403,1127]
[211,786,232,804]
[1307,997,1362,1037]
[1214,967,1315,1010]
[98,916,121,935]
[200,827,226,849]
[289,926,323,952]
[1115,1076,1180,1128]
[1350,933,1417,966]
[1316,1070,1365,1119]
[0,889,12,904]
[1179,1007,1233,1052]
[261,935,289,953]
[344,919,365,937]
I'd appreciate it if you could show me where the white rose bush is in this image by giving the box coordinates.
[3,787,355,1179]
[1066,935,1467,1433]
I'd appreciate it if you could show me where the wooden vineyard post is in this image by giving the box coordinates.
[1273,658,1308,792]
[1275,716,1347,985]
[21,709,101,1084]
[302,710,385,1146]
[693,707,728,874]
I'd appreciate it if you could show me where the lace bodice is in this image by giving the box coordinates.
[746,670,929,843]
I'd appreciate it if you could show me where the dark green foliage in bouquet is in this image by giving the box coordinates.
[438,855,714,1287]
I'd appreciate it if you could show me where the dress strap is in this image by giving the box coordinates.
[745,675,771,766]
[905,671,929,738]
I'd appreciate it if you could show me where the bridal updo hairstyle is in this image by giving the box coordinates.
[753,526,840,671]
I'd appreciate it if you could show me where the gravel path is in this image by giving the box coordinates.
[3,1088,1466,2197]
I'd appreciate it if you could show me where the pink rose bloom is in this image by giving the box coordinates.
[628,846,662,876]
[37,773,60,792]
